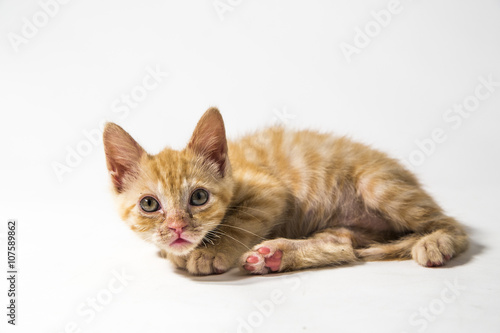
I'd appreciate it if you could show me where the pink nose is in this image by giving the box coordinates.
[165,210,189,235]
[169,226,186,235]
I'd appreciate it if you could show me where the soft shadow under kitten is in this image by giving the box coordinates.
[103,107,468,275]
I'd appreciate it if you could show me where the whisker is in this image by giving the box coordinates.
[207,231,221,239]
[201,238,208,248]
[209,230,251,251]
[202,231,216,246]
[206,235,215,246]
[218,224,267,240]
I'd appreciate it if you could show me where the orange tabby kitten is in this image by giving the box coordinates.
[103,107,468,275]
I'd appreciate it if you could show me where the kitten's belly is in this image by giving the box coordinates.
[271,197,394,240]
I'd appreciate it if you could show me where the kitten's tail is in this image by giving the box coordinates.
[355,221,469,263]
[355,235,419,261]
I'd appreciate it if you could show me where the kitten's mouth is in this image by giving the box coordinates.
[170,237,191,246]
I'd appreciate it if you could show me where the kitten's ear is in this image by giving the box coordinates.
[188,107,228,177]
[103,123,145,192]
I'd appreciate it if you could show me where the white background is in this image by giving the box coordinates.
[1,1,500,332]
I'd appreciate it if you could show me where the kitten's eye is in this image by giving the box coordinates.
[140,196,160,212]
[190,189,209,206]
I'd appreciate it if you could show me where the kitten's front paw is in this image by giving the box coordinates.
[166,252,188,270]
[186,248,232,275]
[241,243,284,275]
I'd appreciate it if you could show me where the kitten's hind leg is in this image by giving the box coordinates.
[240,228,359,274]
[355,167,469,267]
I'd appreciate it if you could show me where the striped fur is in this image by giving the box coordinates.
[103,107,468,275]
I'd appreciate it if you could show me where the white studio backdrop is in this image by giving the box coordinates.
[0,1,499,333]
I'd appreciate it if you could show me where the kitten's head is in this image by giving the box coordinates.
[103,108,234,256]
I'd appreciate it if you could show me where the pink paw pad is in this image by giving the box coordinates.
[426,255,453,268]
[426,261,443,267]
[246,255,259,263]
[258,247,271,255]
[243,247,283,274]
